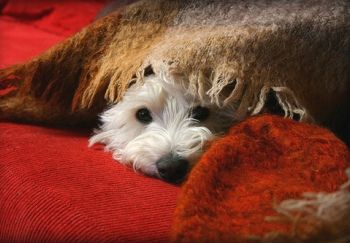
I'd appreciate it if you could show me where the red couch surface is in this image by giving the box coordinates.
[0,1,179,241]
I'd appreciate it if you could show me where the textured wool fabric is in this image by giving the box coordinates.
[0,122,179,241]
[0,0,349,142]
[172,115,350,242]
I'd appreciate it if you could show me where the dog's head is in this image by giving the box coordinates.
[89,75,236,183]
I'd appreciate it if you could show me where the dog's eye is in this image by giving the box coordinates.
[136,108,153,124]
[191,106,210,122]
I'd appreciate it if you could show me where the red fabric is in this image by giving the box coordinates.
[0,0,107,68]
[0,123,179,241]
[0,1,179,241]
[1,0,107,36]
[172,115,350,242]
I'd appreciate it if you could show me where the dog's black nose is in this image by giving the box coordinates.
[156,155,189,183]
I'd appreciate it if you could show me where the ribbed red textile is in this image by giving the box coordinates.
[0,0,107,67]
[0,123,179,241]
[0,1,179,241]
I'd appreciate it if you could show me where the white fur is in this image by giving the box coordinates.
[89,75,236,177]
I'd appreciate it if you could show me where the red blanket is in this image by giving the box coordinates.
[0,1,179,241]
[172,115,350,242]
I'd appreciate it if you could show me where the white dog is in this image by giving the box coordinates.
[89,74,237,183]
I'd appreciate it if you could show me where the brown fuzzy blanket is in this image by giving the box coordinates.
[1,0,350,141]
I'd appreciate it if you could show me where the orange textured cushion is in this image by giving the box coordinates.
[172,115,349,242]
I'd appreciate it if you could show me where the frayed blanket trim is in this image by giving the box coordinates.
[258,167,350,243]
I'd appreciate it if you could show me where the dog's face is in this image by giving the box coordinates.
[90,75,236,183]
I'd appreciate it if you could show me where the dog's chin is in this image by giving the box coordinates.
[142,167,189,185]
[127,158,187,184]
[132,154,199,184]
[137,165,159,178]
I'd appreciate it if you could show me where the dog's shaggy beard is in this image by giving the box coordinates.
[89,75,236,181]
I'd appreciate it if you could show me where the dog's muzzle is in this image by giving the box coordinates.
[156,154,189,184]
